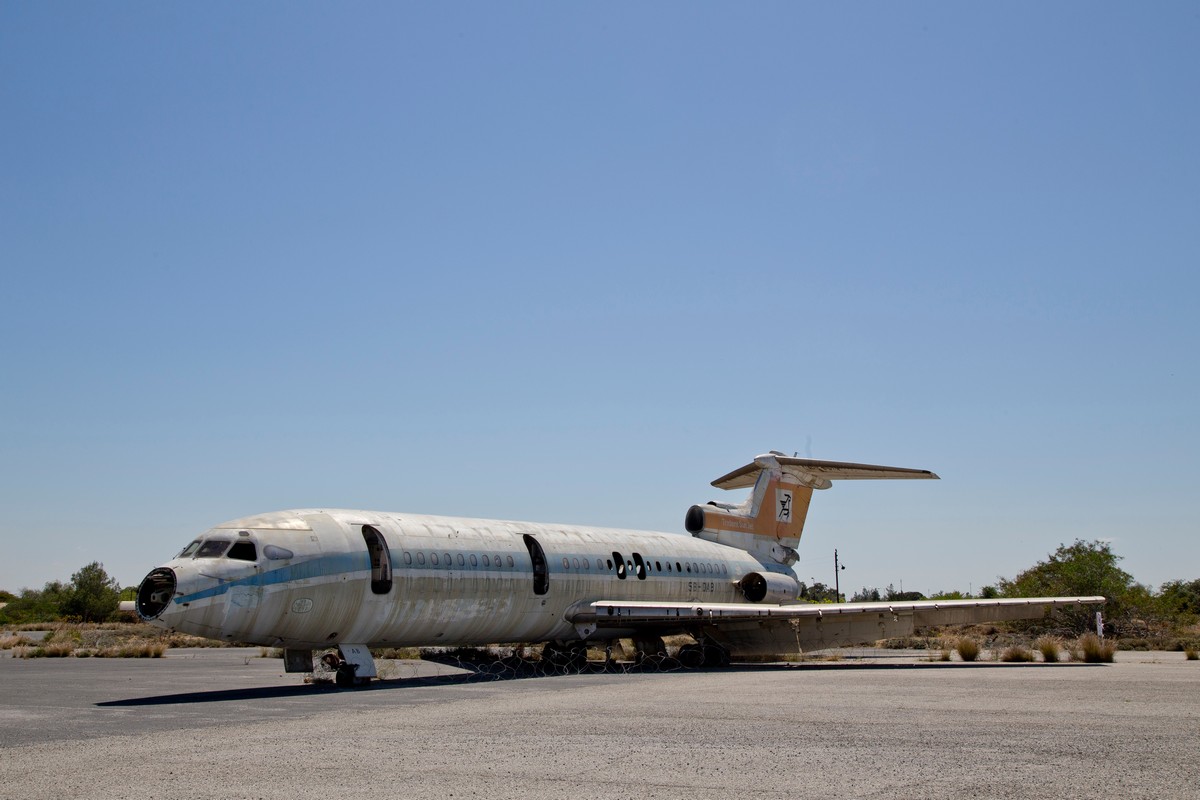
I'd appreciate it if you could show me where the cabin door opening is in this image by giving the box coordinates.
[362,524,392,594]
[523,534,549,596]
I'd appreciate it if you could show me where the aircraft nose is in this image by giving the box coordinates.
[136,567,177,620]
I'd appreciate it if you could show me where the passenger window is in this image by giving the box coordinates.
[506,555,515,567]
[572,557,580,570]
[562,557,570,569]
[494,553,502,567]
[431,553,440,566]
[470,554,478,567]
[444,552,451,566]
[227,541,257,562]
[483,555,491,567]
[613,552,626,580]
[417,552,426,565]
[655,561,662,572]
[632,553,647,580]
[686,563,692,573]
[403,552,413,565]
[606,559,613,570]
[676,562,682,573]
[195,540,231,558]
[457,553,465,566]
[583,558,590,569]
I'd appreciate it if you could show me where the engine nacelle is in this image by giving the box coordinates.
[739,571,800,603]
[684,505,706,534]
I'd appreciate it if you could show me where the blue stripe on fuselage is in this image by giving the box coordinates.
[173,552,368,605]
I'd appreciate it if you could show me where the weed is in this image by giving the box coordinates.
[955,637,980,662]
[1185,647,1198,661]
[372,647,422,660]
[1036,637,1061,663]
[0,634,34,649]
[1076,633,1117,663]
[1000,645,1035,662]
[105,642,166,658]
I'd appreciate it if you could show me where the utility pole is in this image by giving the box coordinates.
[834,549,846,603]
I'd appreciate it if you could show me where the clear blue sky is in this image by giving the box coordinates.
[2,3,1197,597]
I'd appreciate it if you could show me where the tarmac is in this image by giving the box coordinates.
[0,647,1197,799]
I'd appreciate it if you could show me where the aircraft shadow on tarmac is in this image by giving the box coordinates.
[95,659,1102,707]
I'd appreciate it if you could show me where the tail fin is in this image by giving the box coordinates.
[684,453,938,566]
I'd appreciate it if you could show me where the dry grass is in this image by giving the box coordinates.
[1184,647,1198,661]
[0,634,35,649]
[97,642,167,658]
[955,637,980,662]
[1075,633,1117,663]
[4,622,213,658]
[1000,645,1035,662]
[18,641,167,658]
[1036,636,1061,662]
[372,647,423,660]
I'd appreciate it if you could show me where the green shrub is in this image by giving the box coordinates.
[955,638,980,662]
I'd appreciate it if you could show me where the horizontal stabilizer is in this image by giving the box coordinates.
[712,455,939,491]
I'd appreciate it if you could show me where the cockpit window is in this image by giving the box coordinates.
[227,541,257,562]
[177,540,202,558]
[263,545,294,560]
[195,540,232,558]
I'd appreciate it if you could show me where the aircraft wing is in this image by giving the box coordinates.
[570,596,1105,655]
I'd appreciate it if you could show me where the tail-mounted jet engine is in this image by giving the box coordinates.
[738,571,800,603]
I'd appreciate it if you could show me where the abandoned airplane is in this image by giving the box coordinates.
[135,453,1103,684]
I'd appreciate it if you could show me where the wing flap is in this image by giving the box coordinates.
[576,596,1105,627]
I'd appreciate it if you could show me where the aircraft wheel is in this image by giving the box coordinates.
[335,665,357,687]
[678,644,704,668]
[702,643,731,667]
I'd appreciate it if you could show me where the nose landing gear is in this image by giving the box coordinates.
[319,644,377,687]
[321,652,360,687]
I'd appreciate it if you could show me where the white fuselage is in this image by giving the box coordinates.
[145,508,784,649]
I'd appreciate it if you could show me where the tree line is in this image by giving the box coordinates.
[846,539,1200,635]
[3,541,1198,636]
[0,562,125,624]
